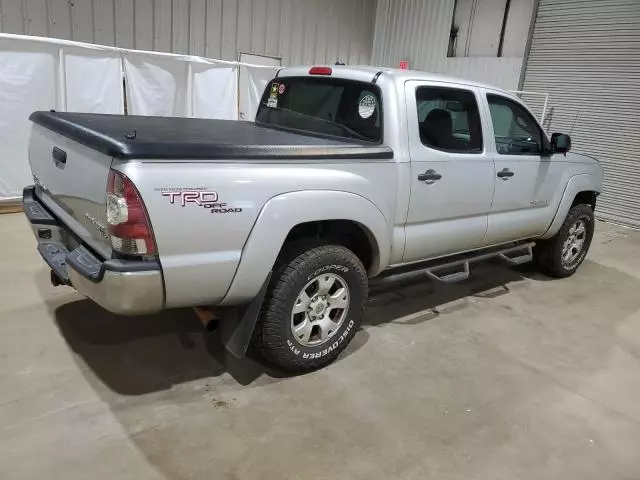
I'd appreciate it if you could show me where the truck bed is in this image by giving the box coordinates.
[29,112,394,161]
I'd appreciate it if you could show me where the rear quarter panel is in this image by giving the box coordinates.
[116,160,398,308]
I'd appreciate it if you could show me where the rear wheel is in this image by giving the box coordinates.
[254,245,368,373]
[534,204,594,278]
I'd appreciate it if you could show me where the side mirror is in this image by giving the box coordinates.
[551,133,571,154]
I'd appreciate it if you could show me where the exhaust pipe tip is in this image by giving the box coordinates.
[50,270,64,287]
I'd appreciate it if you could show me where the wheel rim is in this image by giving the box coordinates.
[561,219,587,266]
[290,273,350,347]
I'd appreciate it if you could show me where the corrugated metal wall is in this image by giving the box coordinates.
[0,0,376,64]
[521,0,640,226]
[371,0,531,90]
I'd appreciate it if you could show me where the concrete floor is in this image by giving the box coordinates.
[2,213,640,480]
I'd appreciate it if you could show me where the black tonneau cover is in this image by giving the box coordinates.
[30,111,393,161]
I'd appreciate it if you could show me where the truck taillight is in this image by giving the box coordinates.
[106,169,157,256]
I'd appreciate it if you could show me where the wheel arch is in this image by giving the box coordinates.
[219,190,392,306]
[278,219,379,274]
[541,174,600,240]
[571,190,598,210]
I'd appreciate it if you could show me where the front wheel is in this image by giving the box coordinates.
[534,203,595,278]
[254,245,368,373]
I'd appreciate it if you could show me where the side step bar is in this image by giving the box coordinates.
[376,242,535,285]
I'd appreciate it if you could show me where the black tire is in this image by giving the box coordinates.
[534,204,595,278]
[254,245,368,373]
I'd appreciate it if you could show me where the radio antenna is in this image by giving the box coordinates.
[569,110,580,136]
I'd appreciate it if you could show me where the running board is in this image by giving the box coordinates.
[376,242,535,285]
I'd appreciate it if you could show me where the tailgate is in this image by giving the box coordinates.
[28,123,113,258]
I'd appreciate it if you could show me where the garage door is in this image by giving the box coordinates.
[521,0,640,226]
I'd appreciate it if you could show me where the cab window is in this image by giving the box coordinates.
[487,94,543,155]
[256,77,382,143]
[416,86,483,154]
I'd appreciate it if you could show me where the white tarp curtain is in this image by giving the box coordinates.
[192,65,239,120]
[240,65,280,121]
[0,42,57,200]
[65,50,124,114]
[0,33,280,201]
[0,35,123,200]
[123,54,189,116]
[123,54,240,120]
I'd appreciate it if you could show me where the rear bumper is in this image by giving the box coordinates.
[23,186,164,315]
[67,267,164,316]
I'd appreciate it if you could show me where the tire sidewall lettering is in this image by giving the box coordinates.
[307,264,349,281]
[290,319,355,358]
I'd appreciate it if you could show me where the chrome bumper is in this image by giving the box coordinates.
[24,186,164,316]
[67,268,164,315]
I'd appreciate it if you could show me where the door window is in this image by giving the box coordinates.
[487,94,543,155]
[416,87,483,153]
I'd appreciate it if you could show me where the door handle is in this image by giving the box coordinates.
[497,168,514,179]
[418,169,442,182]
[52,147,67,169]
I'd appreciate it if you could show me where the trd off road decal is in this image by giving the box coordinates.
[155,187,242,214]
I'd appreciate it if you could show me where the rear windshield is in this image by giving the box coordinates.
[255,76,382,143]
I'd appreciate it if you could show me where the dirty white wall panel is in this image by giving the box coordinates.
[172,0,189,54]
[466,0,507,57]
[154,0,172,52]
[94,0,116,45]
[502,0,536,57]
[115,0,135,48]
[372,0,528,90]
[71,0,94,42]
[443,56,524,90]
[48,0,71,39]
[0,1,23,35]
[0,0,375,64]
[134,0,154,51]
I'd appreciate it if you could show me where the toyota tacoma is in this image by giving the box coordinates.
[23,65,603,372]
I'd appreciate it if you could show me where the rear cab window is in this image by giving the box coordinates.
[255,76,383,143]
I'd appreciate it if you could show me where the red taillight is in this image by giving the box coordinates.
[106,169,157,255]
[309,66,332,75]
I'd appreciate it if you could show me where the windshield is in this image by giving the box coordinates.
[255,76,383,143]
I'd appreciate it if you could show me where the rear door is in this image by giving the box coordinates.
[402,81,495,263]
[481,91,563,245]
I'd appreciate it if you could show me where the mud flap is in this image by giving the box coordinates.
[219,271,272,358]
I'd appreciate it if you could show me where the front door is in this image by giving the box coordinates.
[482,91,563,245]
[402,81,495,263]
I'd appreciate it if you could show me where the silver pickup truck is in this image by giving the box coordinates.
[24,65,603,372]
